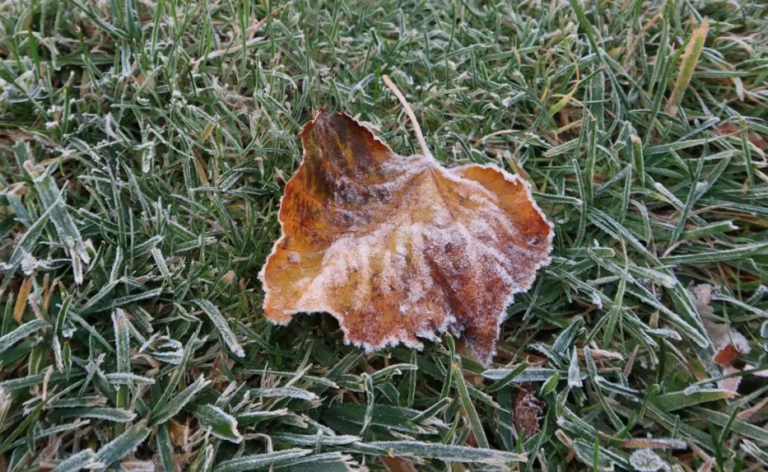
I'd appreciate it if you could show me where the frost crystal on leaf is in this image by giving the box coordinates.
[259,111,553,364]
[568,349,583,388]
[629,449,670,472]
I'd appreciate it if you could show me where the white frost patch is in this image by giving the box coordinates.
[568,349,583,388]
[629,449,670,472]
[591,292,603,309]
[717,366,741,393]
[21,252,51,275]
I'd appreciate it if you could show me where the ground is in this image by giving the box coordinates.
[1,0,768,470]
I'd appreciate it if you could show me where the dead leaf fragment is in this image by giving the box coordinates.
[691,284,751,367]
[259,110,553,364]
[691,283,752,394]
[712,342,742,367]
[514,383,544,438]
[714,122,768,150]
[14,278,33,322]
[704,319,751,367]
[380,456,417,472]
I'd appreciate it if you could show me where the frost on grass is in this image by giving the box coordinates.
[22,159,90,284]
[259,111,553,364]
[568,349,583,388]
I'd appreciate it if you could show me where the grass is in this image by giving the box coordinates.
[1,0,768,470]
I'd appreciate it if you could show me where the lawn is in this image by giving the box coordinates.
[1,0,768,470]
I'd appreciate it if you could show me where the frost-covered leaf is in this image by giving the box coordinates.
[0,319,48,355]
[251,387,319,401]
[150,375,210,426]
[55,407,137,423]
[259,111,553,364]
[568,349,582,388]
[52,449,96,472]
[113,308,131,374]
[483,367,568,382]
[571,439,617,471]
[271,451,356,472]
[357,441,527,464]
[651,388,736,412]
[272,433,360,446]
[212,449,312,472]
[104,373,156,385]
[194,404,243,444]
[94,420,150,468]
[236,409,290,426]
[707,320,751,367]
[194,299,245,357]
[740,439,768,463]
[22,159,90,283]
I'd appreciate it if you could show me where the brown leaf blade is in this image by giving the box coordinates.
[259,111,553,364]
[14,278,33,323]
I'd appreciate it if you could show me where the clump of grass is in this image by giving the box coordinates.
[1,0,768,470]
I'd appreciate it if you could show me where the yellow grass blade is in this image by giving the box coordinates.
[665,17,709,116]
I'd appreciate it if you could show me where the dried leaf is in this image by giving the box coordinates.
[714,122,768,150]
[690,283,750,394]
[620,438,687,450]
[380,456,418,472]
[14,277,33,322]
[584,347,624,361]
[737,394,768,421]
[705,320,750,367]
[691,284,751,368]
[168,419,188,447]
[712,343,741,367]
[513,383,544,438]
[260,111,553,363]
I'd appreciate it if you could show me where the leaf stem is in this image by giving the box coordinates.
[382,74,431,157]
